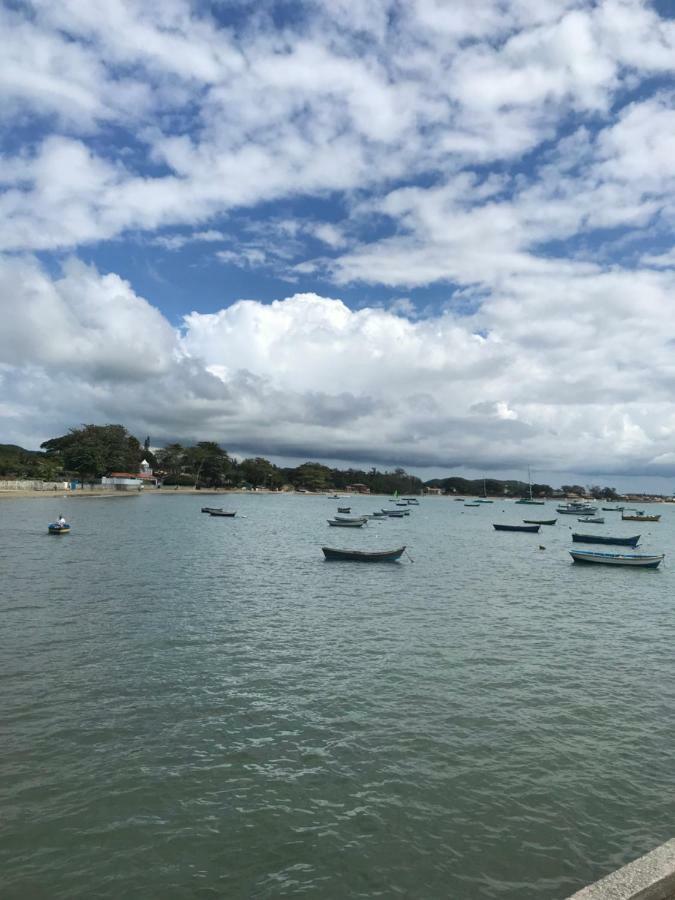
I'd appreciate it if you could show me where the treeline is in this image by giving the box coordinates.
[0,424,424,493]
[423,477,620,500]
[0,425,620,499]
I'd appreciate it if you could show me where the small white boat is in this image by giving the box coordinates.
[334,515,368,523]
[577,516,605,524]
[570,549,664,568]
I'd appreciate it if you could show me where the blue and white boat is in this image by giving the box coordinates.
[570,549,663,568]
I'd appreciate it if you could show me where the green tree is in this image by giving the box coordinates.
[184,442,235,487]
[155,443,186,481]
[239,457,282,488]
[41,424,142,482]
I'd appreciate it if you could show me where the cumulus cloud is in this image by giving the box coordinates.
[1,1,675,481]
[4,255,675,478]
[0,0,673,255]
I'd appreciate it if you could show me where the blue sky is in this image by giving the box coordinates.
[1,0,675,490]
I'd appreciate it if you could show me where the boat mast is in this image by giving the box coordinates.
[528,466,532,501]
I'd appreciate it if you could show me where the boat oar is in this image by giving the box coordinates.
[405,550,415,563]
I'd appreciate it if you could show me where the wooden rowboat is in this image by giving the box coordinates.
[572,533,640,547]
[201,506,223,513]
[493,523,540,533]
[523,518,557,525]
[570,549,664,568]
[328,519,365,527]
[209,510,236,517]
[322,546,405,562]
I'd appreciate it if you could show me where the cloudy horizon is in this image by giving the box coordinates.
[1,0,675,491]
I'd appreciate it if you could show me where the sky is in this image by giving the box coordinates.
[1,0,675,490]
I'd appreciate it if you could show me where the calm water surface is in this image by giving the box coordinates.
[1,493,674,898]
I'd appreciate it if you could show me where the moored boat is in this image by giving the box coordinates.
[201,506,223,513]
[570,549,664,568]
[464,502,480,507]
[602,506,624,511]
[209,510,236,517]
[382,509,406,517]
[577,516,605,524]
[493,523,540,533]
[328,518,365,527]
[322,546,406,562]
[523,518,557,525]
[572,533,641,547]
[337,506,351,513]
[557,503,598,515]
[621,513,661,522]
[48,523,70,534]
[334,515,368,523]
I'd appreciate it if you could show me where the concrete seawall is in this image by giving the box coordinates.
[568,839,675,899]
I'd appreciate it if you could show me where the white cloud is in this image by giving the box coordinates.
[4,255,675,477]
[1,1,675,480]
[1,0,672,254]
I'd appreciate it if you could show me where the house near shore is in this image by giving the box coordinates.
[101,459,160,490]
[345,483,370,493]
[101,472,144,490]
[424,486,443,495]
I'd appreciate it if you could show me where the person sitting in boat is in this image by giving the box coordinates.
[57,514,67,526]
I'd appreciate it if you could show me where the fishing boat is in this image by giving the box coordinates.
[328,519,365,527]
[464,502,480,507]
[322,546,406,562]
[515,467,546,504]
[556,503,598,515]
[335,515,368,523]
[48,523,70,534]
[209,510,236,517]
[523,518,557,525]
[493,523,540,533]
[403,498,419,505]
[382,509,406,517]
[602,506,624,511]
[577,516,605,524]
[201,506,223,513]
[337,506,351,513]
[621,512,661,522]
[572,533,641,547]
[570,549,664,568]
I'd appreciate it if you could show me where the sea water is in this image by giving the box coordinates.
[1,493,673,898]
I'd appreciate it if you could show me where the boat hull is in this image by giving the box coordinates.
[322,546,405,562]
[523,519,557,525]
[328,519,365,527]
[209,511,236,517]
[621,514,661,522]
[570,550,663,567]
[201,507,223,513]
[493,524,540,533]
[572,533,640,547]
[48,524,70,534]
[515,499,545,505]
